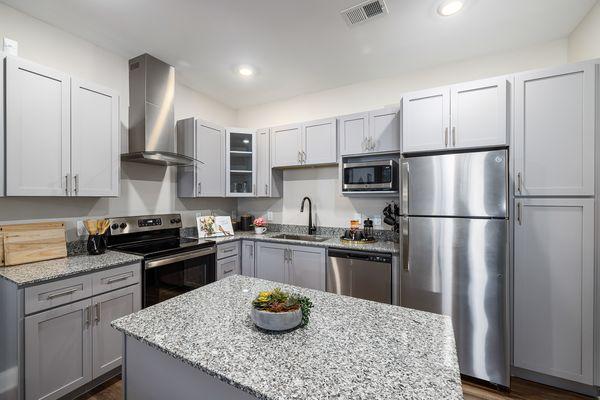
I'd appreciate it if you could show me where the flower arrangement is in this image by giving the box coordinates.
[253,217,267,227]
[252,288,313,327]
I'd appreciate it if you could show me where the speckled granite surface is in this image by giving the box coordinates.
[0,251,143,287]
[113,275,461,400]
[200,231,401,255]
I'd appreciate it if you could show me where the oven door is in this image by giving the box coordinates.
[342,160,398,191]
[143,247,216,307]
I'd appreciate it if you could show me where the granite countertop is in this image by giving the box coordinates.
[112,275,462,400]
[204,231,401,254]
[0,251,143,287]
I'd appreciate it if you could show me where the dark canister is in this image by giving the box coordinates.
[363,218,374,239]
[87,234,107,255]
[240,214,254,231]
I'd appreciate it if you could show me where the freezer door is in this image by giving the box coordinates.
[401,216,509,386]
[402,149,507,218]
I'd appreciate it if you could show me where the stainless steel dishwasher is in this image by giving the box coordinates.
[327,249,392,304]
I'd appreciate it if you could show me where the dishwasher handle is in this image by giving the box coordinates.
[328,249,392,263]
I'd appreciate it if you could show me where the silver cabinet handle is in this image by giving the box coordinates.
[222,248,235,253]
[65,174,69,195]
[517,202,522,225]
[298,151,301,163]
[302,151,306,163]
[94,303,100,324]
[444,128,449,147]
[517,172,522,194]
[105,272,133,284]
[265,184,268,195]
[452,127,456,147]
[74,174,79,194]
[224,268,234,274]
[369,137,375,151]
[84,306,91,328]
[47,287,79,300]
[198,182,202,195]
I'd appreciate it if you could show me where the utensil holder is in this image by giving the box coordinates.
[87,234,107,255]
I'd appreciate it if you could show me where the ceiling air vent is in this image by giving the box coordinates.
[341,0,388,27]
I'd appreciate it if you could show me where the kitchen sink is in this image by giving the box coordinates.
[271,233,330,242]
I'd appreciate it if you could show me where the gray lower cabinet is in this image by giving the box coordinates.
[217,255,241,280]
[255,242,326,291]
[513,198,594,385]
[92,285,141,378]
[241,240,255,277]
[25,298,92,400]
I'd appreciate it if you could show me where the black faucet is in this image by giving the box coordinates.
[300,196,317,235]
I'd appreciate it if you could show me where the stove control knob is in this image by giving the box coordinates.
[111,223,119,230]
[119,223,127,230]
[171,218,181,224]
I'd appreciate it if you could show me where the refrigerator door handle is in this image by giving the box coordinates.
[402,217,409,271]
[401,161,409,215]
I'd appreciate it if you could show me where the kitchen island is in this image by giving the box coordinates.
[112,275,462,399]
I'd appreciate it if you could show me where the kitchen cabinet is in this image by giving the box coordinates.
[71,79,120,197]
[92,285,141,378]
[25,298,92,400]
[513,198,594,385]
[5,55,120,197]
[177,118,225,197]
[271,119,337,167]
[216,254,241,280]
[256,128,282,197]
[402,77,508,153]
[339,112,369,156]
[241,240,255,277]
[226,128,257,197]
[514,62,595,196]
[255,242,326,290]
[339,107,401,156]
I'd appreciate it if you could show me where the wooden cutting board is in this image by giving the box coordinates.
[1,222,67,267]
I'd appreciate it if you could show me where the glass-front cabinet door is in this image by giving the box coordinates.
[226,128,257,197]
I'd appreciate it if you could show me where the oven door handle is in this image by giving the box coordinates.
[145,247,216,270]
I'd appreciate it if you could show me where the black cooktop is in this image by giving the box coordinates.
[111,237,215,259]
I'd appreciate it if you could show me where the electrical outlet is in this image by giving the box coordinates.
[76,220,88,237]
[3,37,18,56]
[373,215,382,227]
[267,211,273,221]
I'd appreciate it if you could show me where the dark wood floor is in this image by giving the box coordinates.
[77,376,593,400]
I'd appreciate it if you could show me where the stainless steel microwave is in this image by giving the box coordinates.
[342,159,399,192]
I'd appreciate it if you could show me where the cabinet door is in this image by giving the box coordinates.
[369,106,400,153]
[6,56,71,196]
[197,120,225,197]
[289,245,326,291]
[256,129,271,197]
[450,77,508,149]
[514,198,594,384]
[271,124,301,167]
[226,128,257,197]
[255,242,287,284]
[339,112,368,156]
[402,87,450,153]
[217,255,241,280]
[71,79,120,197]
[92,284,140,378]
[241,240,255,277]
[514,63,595,196]
[25,298,92,400]
[302,118,337,165]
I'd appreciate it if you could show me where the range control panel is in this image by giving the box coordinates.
[138,218,162,227]
[108,214,183,235]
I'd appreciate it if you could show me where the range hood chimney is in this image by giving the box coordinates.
[121,54,195,166]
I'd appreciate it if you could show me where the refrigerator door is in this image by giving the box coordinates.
[401,216,509,387]
[402,149,507,218]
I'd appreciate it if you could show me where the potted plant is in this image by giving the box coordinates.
[250,288,313,331]
[253,217,267,234]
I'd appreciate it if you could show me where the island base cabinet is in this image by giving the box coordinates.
[513,198,594,385]
[92,285,141,378]
[25,298,92,400]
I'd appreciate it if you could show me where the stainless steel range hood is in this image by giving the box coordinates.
[122,54,196,166]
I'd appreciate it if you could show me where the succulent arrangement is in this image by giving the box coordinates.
[252,288,313,327]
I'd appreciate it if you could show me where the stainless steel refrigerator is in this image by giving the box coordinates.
[401,149,509,387]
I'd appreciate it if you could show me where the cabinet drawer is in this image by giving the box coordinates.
[217,255,240,280]
[217,241,240,260]
[92,263,141,296]
[25,274,93,315]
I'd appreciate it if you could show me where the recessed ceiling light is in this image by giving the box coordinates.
[438,0,464,16]
[238,65,255,77]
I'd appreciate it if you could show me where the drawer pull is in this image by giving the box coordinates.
[222,248,235,253]
[224,269,234,274]
[105,272,133,284]
[46,287,79,300]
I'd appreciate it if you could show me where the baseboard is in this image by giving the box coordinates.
[512,366,599,397]
[58,367,121,400]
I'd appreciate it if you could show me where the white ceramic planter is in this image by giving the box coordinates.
[254,226,267,234]
[250,307,302,331]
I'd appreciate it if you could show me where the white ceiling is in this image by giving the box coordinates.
[3,0,596,108]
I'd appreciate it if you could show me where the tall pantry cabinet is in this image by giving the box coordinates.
[512,61,597,387]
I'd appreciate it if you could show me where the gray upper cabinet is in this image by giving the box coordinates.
[402,87,450,153]
[71,79,120,197]
[226,128,257,197]
[25,298,92,400]
[255,242,287,284]
[369,106,400,153]
[241,240,255,277]
[514,62,595,196]
[177,118,225,198]
[271,123,302,168]
[6,56,71,196]
[339,112,368,156]
[513,198,594,384]
[288,245,326,291]
[92,285,141,379]
[256,128,282,197]
[302,118,337,165]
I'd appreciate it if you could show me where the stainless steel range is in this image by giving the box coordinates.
[106,214,216,307]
